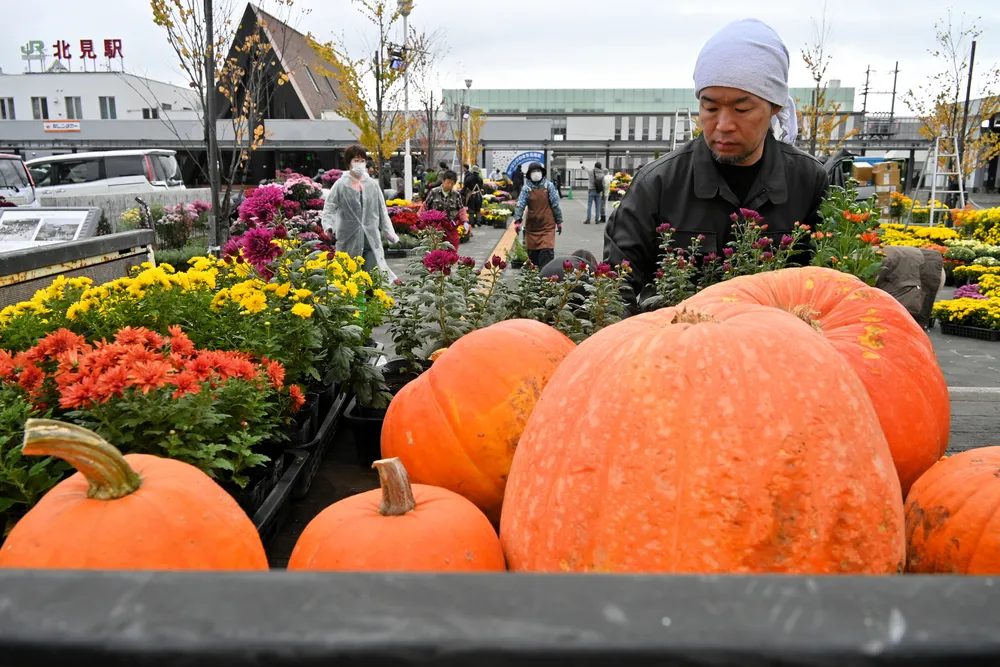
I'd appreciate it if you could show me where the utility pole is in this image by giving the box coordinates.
[959,40,977,176]
[861,65,871,116]
[204,0,221,253]
[399,0,413,202]
[457,102,464,177]
[889,61,899,120]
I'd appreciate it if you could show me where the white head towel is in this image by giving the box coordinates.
[693,18,798,145]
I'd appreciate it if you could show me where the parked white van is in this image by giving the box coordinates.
[0,154,39,207]
[26,150,186,197]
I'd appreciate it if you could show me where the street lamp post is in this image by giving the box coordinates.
[464,78,472,178]
[399,0,413,202]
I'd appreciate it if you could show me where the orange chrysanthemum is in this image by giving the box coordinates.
[263,358,285,390]
[288,384,305,411]
[127,360,175,394]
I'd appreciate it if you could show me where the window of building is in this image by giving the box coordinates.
[142,108,159,120]
[0,98,13,120]
[628,116,636,140]
[641,116,649,141]
[161,103,172,111]
[99,96,117,120]
[31,97,49,120]
[304,66,321,92]
[614,116,622,141]
[64,96,83,120]
[656,116,664,141]
[325,77,337,95]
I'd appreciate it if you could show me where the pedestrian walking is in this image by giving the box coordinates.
[513,162,563,269]
[322,144,398,282]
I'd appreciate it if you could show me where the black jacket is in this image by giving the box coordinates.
[603,133,829,312]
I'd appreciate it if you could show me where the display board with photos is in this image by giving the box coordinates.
[0,207,101,254]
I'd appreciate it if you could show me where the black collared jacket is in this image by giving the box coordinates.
[603,132,829,312]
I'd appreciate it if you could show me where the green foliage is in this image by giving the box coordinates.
[0,386,69,532]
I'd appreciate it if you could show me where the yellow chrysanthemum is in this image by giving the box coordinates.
[290,303,315,318]
[240,291,268,314]
[373,288,394,308]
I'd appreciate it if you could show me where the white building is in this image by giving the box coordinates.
[0,71,200,123]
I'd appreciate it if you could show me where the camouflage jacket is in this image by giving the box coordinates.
[423,186,465,221]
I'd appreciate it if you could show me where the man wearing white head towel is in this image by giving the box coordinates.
[604,18,829,313]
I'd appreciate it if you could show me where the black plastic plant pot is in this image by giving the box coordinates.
[343,396,386,467]
[511,259,525,269]
[282,393,319,447]
[384,248,408,258]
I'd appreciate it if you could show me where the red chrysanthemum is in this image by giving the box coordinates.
[59,376,99,409]
[0,350,15,381]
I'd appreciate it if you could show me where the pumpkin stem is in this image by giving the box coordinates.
[790,304,824,333]
[429,347,448,362]
[671,308,716,325]
[372,457,417,516]
[22,419,141,501]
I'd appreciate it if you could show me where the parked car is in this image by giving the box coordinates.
[26,149,186,197]
[0,153,39,207]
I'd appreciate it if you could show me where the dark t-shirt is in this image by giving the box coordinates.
[715,154,765,205]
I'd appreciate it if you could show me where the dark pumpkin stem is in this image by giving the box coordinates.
[22,419,141,501]
[372,457,416,516]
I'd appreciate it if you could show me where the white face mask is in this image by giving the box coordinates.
[351,162,367,177]
[530,172,543,183]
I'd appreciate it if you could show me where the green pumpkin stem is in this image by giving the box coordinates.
[372,457,416,516]
[22,419,141,501]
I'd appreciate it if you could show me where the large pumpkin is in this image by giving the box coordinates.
[905,448,1000,574]
[288,458,506,571]
[500,304,906,574]
[381,319,575,525]
[0,419,268,570]
[681,267,949,496]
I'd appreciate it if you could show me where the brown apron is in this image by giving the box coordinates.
[524,186,556,251]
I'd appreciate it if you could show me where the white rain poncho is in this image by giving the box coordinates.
[321,173,398,283]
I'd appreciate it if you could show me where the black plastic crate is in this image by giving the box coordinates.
[939,322,1000,341]
[221,441,288,517]
[282,393,319,447]
[291,391,350,500]
[253,449,311,546]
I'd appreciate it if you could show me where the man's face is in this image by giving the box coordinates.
[698,87,779,166]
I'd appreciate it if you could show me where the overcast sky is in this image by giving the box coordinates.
[6,0,998,114]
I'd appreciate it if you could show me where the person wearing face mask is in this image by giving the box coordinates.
[322,144,399,282]
[513,162,563,269]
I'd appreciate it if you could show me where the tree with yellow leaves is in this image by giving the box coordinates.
[455,109,486,167]
[145,0,303,243]
[797,3,858,158]
[904,11,1000,185]
[310,0,421,184]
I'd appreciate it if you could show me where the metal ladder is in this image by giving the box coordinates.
[905,135,966,228]
[671,108,694,151]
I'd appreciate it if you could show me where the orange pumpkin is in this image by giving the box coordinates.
[681,267,949,496]
[500,304,906,574]
[0,419,268,570]
[288,458,506,571]
[905,448,1000,574]
[381,319,575,525]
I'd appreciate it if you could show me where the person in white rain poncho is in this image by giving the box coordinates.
[322,144,399,283]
